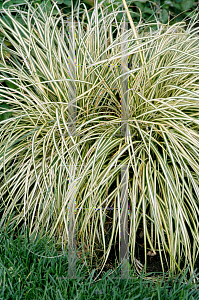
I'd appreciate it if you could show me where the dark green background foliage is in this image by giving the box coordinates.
[0,0,198,23]
[96,0,198,24]
[132,0,197,23]
[0,103,12,121]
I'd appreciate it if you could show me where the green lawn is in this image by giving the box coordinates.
[1,224,199,300]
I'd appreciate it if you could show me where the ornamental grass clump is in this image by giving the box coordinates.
[0,0,199,279]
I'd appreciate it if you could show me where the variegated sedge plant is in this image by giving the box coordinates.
[0,0,199,280]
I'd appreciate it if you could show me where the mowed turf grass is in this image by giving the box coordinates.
[0,221,199,299]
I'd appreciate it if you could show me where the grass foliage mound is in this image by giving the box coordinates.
[0,0,199,278]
